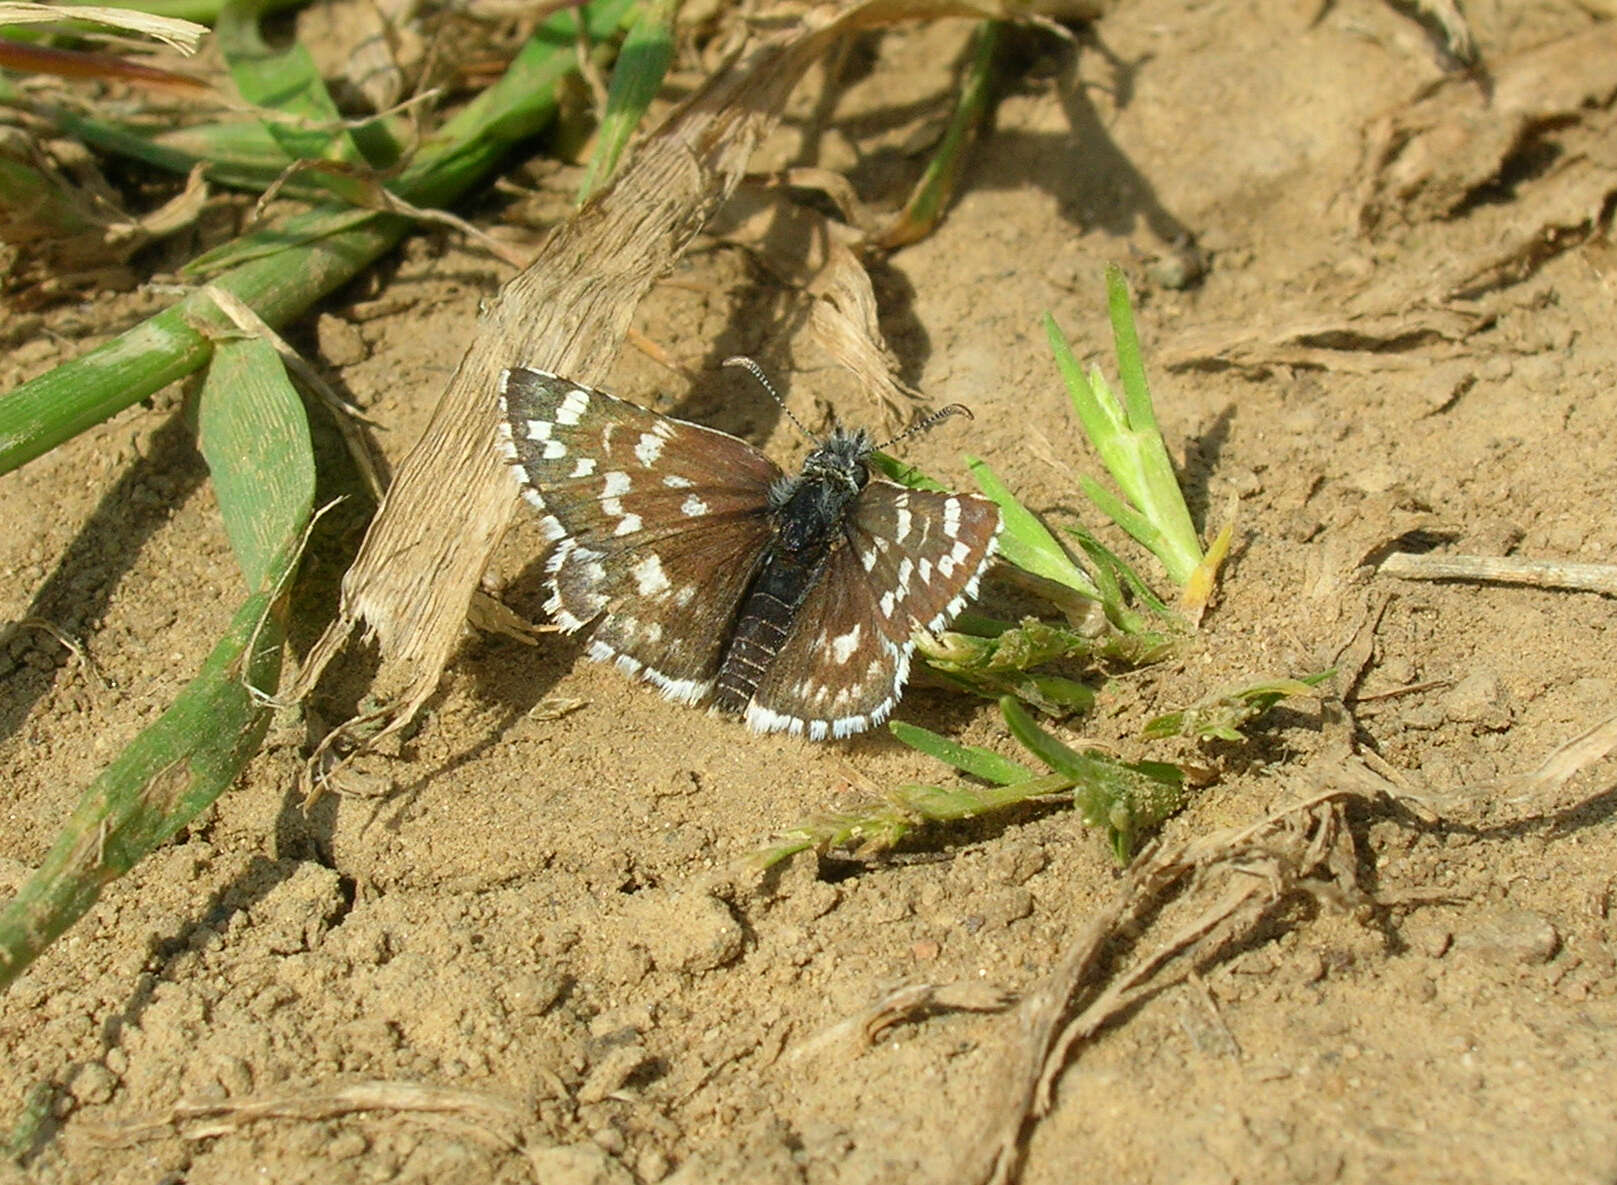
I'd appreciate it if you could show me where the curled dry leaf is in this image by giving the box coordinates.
[806,238,924,425]
[1352,24,1617,234]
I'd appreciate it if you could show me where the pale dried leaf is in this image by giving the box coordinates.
[806,238,923,424]
[0,2,207,52]
[1501,710,1617,814]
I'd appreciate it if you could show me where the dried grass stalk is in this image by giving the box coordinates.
[962,792,1356,1185]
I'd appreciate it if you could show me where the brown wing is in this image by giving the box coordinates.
[498,367,781,699]
[742,481,1000,738]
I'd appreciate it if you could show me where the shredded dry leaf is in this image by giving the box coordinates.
[1352,24,1617,234]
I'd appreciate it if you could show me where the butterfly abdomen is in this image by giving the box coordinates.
[714,543,832,713]
[714,471,854,713]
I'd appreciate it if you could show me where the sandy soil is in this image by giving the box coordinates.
[4,2,1617,1182]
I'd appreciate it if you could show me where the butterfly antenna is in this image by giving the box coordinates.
[722,356,818,444]
[874,403,973,452]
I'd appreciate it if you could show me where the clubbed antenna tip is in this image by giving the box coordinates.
[875,403,972,453]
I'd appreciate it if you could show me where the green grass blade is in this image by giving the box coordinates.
[576,0,677,204]
[0,335,314,993]
[1064,524,1174,619]
[999,693,1089,776]
[0,0,636,477]
[1106,263,1160,439]
[1046,313,1122,452]
[1077,472,1164,557]
[889,720,1035,785]
[199,335,317,589]
[875,19,1002,248]
[1046,270,1204,589]
[965,454,1100,601]
[215,0,382,195]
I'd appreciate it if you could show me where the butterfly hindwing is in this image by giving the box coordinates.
[498,367,781,696]
[744,481,1001,738]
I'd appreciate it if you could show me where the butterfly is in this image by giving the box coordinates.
[495,360,1001,740]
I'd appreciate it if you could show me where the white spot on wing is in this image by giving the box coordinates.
[631,553,671,596]
[681,495,709,517]
[830,624,862,664]
[943,496,962,536]
[526,419,552,441]
[615,513,642,536]
[879,590,896,618]
[895,504,912,542]
[569,457,597,478]
[555,388,589,426]
[663,474,694,488]
[602,471,632,498]
[542,440,566,460]
[635,432,665,466]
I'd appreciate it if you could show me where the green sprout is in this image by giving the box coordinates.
[1046,265,1205,587]
[758,697,1187,868]
[1142,673,1335,742]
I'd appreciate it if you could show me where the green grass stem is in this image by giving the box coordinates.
[0,334,314,993]
[576,0,677,204]
[876,19,1001,248]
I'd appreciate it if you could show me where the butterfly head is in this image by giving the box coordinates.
[767,425,871,514]
[802,426,873,491]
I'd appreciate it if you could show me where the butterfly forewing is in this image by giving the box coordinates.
[498,367,781,696]
[744,481,1001,738]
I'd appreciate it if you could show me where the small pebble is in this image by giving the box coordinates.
[629,892,745,974]
[578,1044,652,1104]
[1454,908,1559,965]
[1441,671,1512,731]
[66,1061,117,1106]
[527,1143,635,1185]
[315,313,368,367]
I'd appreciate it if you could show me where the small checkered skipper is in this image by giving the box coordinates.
[496,361,1001,740]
